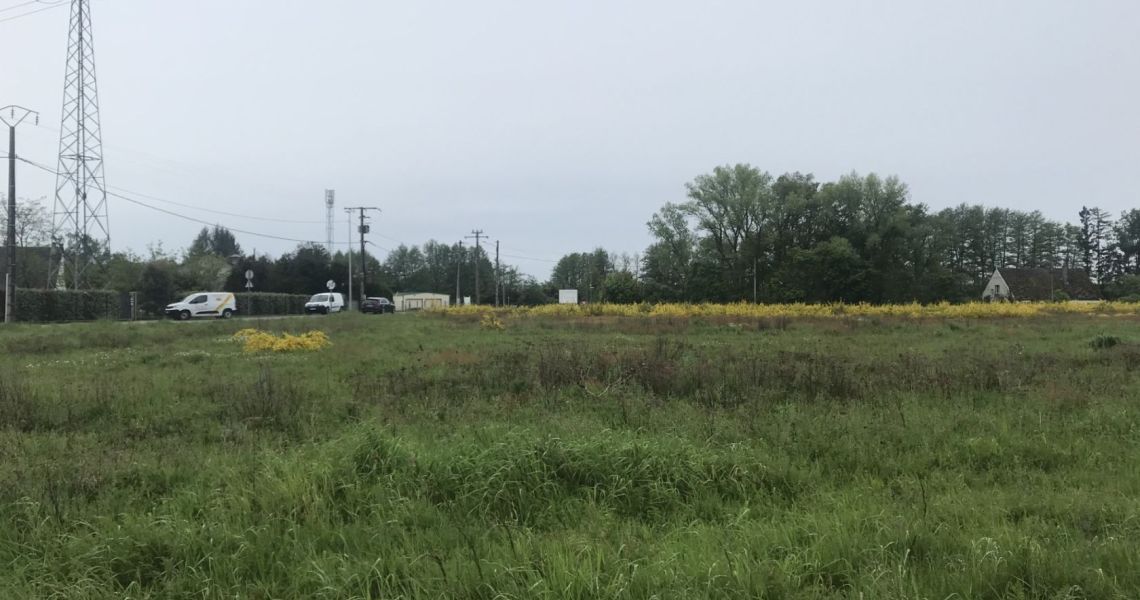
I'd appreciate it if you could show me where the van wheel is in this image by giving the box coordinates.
[320,306,329,315]
[179,310,191,321]
[221,309,233,319]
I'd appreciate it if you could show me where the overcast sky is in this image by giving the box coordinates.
[3,0,1138,278]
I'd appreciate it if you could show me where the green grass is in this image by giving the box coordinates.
[1,312,1139,598]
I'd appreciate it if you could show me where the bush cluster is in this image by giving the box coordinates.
[1,288,124,322]
[231,328,331,353]
[233,292,309,316]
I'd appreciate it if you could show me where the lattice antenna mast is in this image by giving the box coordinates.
[51,0,109,289]
[325,189,335,255]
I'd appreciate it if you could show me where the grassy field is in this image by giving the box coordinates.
[1,311,1139,598]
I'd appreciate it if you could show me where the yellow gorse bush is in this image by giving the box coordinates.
[231,328,331,353]
[480,313,505,330]
[437,301,1140,320]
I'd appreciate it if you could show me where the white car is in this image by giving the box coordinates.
[165,292,236,320]
[305,292,346,314]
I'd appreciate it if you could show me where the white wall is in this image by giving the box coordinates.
[394,294,450,311]
[981,270,1009,300]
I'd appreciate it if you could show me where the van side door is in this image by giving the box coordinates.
[188,294,208,316]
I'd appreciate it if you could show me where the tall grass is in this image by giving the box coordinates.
[0,314,1138,597]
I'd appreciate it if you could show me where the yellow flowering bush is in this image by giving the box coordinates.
[480,313,505,330]
[437,301,1139,320]
[231,328,331,353]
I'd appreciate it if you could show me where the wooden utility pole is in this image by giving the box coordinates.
[346,206,380,304]
[465,229,484,304]
[455,240,463,305]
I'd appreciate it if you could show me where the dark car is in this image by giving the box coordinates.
[361,297,395,314]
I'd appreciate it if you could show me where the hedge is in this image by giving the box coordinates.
[233,292,310,316]
[0,289,312,321]
[1,288,125,322]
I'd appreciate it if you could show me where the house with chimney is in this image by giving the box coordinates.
[981,267,1101,302]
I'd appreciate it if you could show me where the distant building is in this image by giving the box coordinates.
[981,267,1101,302]
[393,292,450,312]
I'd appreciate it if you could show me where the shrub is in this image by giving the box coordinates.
[233,292,309,316]
[3,288,123,322]
[1089,335,1122,350]
[231,328,331,353]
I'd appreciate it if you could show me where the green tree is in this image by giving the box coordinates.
[550,249,612,302]
[188,226,242,258]
[137,261,178,316]
[642,203,697,301]
[602,270,642,303]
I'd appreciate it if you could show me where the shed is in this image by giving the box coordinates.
[981,268,1101,302]
[393,292,450,312]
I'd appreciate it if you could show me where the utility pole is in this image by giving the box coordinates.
[344,208,353,309]
[2,106,39,325]
[455,240,463,306]
[465,229,485,304]
[494,240,501,307]
[346,206,380,305]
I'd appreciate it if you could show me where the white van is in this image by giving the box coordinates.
[305,292,345,314]
[165,292,236,320]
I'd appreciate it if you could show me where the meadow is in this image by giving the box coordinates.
[1,307,1139,598]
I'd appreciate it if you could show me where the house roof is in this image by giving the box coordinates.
[997,267,1101,301]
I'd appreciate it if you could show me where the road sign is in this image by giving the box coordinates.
[326,280,336,291]
[245,270,254,280]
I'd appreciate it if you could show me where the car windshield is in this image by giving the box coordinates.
[309,294,329,303]
[180,294,201,303]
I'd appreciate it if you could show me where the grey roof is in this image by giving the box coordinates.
[996,268,1101,301]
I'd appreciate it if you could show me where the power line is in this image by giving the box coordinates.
[16,155,346,246]
[500,252,558,263]
[18,154,325,225]
[0,1,42,14]
[15,154,551,270]
[0,0,65,24]
[104,184,325,224]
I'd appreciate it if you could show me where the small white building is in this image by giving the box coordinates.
[393,292,450,312]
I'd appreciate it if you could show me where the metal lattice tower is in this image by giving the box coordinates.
[50,0,109,289]
[325,189,335,255]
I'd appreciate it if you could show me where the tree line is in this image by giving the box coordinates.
[6,165,1140,307]
[556,165,1140,304]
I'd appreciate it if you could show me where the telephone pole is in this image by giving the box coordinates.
[344,209,353,308]
[465,229,485,304]
[455,240,463,306]
[2,106,39,324]
[494,240,501,307]
[346,206,380,304]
